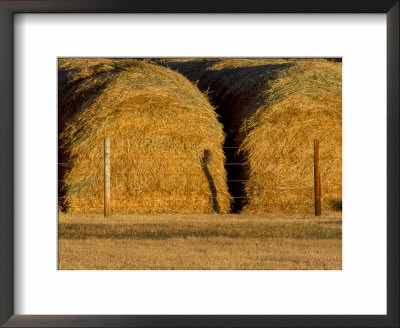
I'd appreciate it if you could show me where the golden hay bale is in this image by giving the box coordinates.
[58,58,230,213]
[157,58,342,213]
[240,61,342,213]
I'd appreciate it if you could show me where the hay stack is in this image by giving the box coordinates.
[240,60,342,213]
[159,58,342,213]
[58,58,230,213]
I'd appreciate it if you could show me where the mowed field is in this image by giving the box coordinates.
[58,213,342,270]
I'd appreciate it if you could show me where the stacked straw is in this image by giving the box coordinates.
[58,58,230,213]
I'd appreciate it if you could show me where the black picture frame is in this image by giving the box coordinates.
[0,1,398,327]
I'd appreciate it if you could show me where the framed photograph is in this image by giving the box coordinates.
[1,0,398,327]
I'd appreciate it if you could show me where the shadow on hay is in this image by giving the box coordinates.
[201,150,220,213]
[161,58,222,77]
[330,199,342,211]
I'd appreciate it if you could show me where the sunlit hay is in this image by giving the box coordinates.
[156,58,342,213]
[239,60,342,213]
[58,58,231,213]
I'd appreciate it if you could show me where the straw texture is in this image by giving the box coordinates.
[58,58,230,213]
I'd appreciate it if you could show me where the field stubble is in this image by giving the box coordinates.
[59,213,341,270]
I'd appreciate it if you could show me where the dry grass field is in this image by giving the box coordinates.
[58,213,341,270]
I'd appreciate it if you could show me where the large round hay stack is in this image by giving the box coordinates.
[240,60,342,213]
[158,58,342,213]
[58,58,230,213]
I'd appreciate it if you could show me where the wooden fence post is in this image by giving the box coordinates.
[314,139,322,216]
[104,138,111,217]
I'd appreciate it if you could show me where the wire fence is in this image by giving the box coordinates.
[57,139,338,215]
